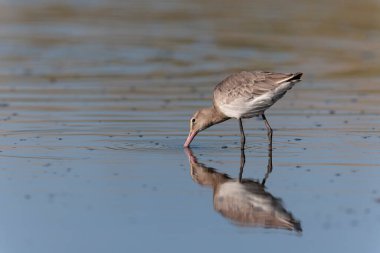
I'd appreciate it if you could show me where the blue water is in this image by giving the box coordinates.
[0,0,380,252]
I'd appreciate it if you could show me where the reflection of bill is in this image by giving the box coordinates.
[185,148,302,232]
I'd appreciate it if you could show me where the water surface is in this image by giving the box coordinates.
[0,0,380,252]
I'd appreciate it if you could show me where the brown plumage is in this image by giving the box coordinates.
[184,70,303,148]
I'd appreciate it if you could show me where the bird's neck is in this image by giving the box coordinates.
[206,106,230,126]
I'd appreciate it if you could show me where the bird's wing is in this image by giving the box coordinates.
[213,71,301,104]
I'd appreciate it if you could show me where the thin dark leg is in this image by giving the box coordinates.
[238,148,246,183]
[238,118,245,149]
[261,140,273,186]
[262,114,273,141]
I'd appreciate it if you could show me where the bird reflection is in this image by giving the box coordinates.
[185,145,302,232]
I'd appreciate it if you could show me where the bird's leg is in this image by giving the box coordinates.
[261,138,273,186]
[261,115,273,186]
[238,118,245,149]
[238,148,246,183]
[262,114,273,141]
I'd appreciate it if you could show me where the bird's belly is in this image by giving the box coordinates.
[219,104,260,119]
[217,93,275,119]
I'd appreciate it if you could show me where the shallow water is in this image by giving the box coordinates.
[0,0,380,252]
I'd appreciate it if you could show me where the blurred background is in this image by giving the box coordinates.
[0,0,379,252]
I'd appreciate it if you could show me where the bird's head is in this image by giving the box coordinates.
[184,108,213,147]
[184,107,228,147]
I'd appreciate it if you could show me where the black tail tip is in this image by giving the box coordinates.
[294,72,303,79]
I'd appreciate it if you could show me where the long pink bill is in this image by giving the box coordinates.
[183,131,198,147]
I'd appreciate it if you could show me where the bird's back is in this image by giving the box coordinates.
[213,71,302,118]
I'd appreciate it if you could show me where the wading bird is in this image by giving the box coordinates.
[184,71,303,148]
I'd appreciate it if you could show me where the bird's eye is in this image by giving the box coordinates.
[191,118,196,123]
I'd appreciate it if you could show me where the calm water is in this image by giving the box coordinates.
[0,0,380,252]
